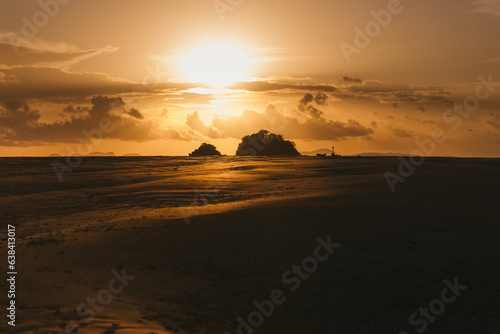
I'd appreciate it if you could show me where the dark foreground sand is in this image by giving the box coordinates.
[0,156,499,334]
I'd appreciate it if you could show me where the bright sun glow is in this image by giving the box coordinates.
[179,44,253,87]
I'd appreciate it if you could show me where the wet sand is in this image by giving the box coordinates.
[0,156,499,333]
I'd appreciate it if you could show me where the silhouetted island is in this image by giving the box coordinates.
[236,130,300,156]
[189,143,222,157]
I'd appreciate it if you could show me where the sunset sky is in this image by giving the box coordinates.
[1,0,500,156]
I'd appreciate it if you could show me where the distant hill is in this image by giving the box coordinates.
[351,152,408,157]
[301,148,331,156]
[50,152,115,157]
[302,150,414,157]
[87,152,115,156]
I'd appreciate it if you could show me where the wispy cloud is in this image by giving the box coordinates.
[0,34,118,68]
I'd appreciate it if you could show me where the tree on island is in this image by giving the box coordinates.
[236,130,300,156]
[189,143,222,157]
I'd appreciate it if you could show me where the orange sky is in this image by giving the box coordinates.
[1,0,500,157]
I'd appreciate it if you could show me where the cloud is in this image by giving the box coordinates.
[0,33,79,53]
[404,116,436,124]
[0,43,118,68]
[63,105,89,114]
[0,67,193,103]
[186,95,373,141]
[160,108,169,118]
[228,81,337,93]
[0,67,136,102]
[298,92,328,111]
[332,80,453,109]
[0,66,339,105]
[392,127,413,138]
[0,96,188,146]
[341,76,363,83]
[127,108,144,119]
[298,92,328,119]
[296,93,326,119]
[487,113,500,131]
[0,65,345,116]
[0,34,118,68]
[314,92,329,106]
[304,105,324,119]
[1,101,41,128]
[0,71,16,83]
[186,111,222,138]
[471,0,500,16]
[0,35,189,103]
[299,93,314,109]
[348,81,413,93]
[4,42,448,117]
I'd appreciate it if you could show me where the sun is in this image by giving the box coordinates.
[179,43,253,87]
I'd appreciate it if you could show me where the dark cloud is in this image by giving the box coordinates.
[0,67,197,103]
[0,66,341,104]
[63,105,89,114]
[127,108,144,119]
[298,93,328,118]
[341,76,363,83]
[0,96,187,146]
[332,80,453,109]
[314,92,329,106]
[349,81,412,93]
[298,94,313,113]
[299,93,314,109]
[1,101,41,129]
[392,127,412,138]
[404,116,436,124]
[0,67,135,102]
[305,106,324,119]
[228,81,337,93]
